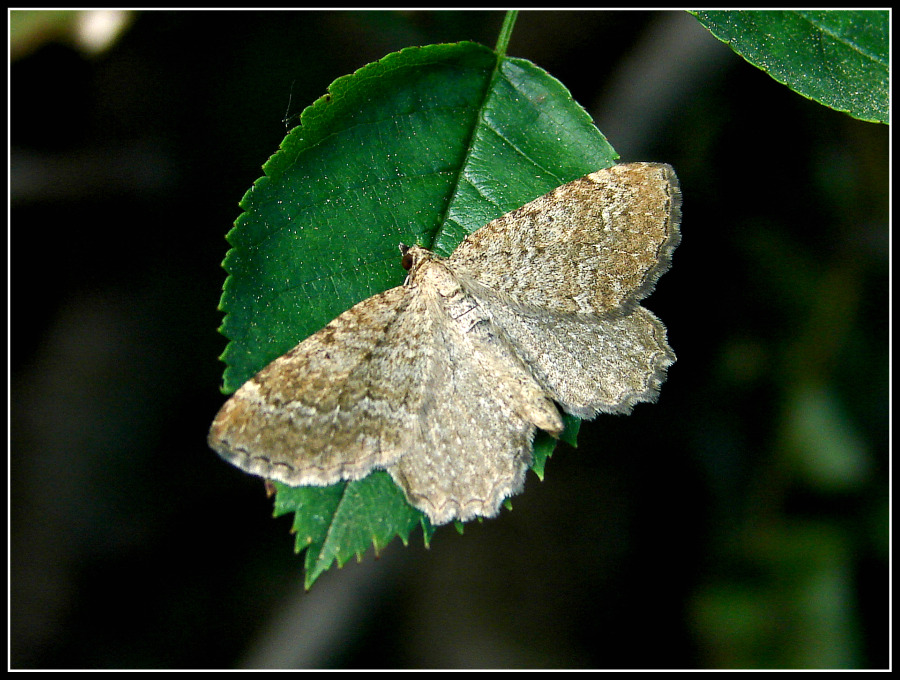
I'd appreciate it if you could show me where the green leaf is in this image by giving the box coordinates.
[531,414,581,481]
[216,41,616,587]
[273,472,436,589]
[691,10,888,124]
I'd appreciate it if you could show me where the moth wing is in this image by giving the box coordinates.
[447,163,681,315]
[464,282,676,418]
[208,284,440,487]
[386,266,563,524]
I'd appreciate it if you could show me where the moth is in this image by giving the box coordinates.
[209,162,681,525]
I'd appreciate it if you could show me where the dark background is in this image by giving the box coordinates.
[11,10,888,669]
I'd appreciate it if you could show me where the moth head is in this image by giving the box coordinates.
[399,243,433,279]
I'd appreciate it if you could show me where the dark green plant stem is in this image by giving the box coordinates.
[495,10,518,57]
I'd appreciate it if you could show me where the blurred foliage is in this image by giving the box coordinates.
[10,9,135,59]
